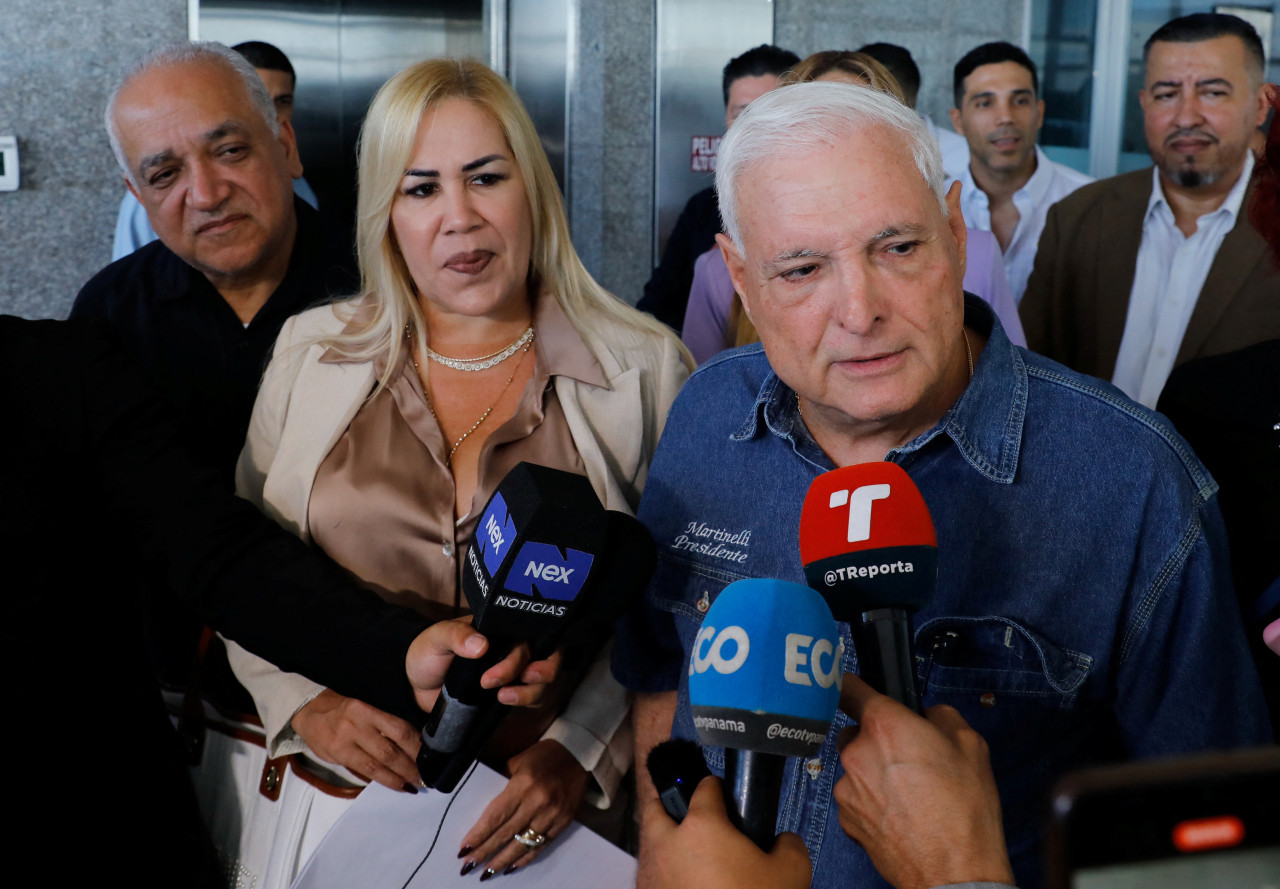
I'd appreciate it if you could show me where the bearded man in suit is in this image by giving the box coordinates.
[1020,12,1280,408]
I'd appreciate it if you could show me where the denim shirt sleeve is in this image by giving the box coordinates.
[1112,493,1272,752]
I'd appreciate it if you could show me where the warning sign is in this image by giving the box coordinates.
[691,135,721,172]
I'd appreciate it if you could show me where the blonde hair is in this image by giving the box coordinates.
[321,57,687,385]
[785,51,906,104]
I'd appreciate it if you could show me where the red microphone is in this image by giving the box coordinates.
[799,462,938,713]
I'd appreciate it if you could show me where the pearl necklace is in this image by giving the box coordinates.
[408,328,533,465]
[423,325,535,372]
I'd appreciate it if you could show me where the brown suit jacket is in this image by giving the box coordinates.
[1020,166,1280,382]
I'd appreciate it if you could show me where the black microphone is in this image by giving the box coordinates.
[799,462,938,713]
[417,462,606,790]
[418,464,657,792]
[647,739,712,823]
[687,578,842,848]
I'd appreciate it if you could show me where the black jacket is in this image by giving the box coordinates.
[0,317,427,885]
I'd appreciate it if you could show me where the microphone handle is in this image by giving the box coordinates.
[722,747,787,850]
[852,606,922,714]
[417,632,514,787]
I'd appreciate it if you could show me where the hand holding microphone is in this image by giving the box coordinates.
[418,461,656,792]
[687,578,843,849]
[640,678,1014,889]
[835,674,1015,889]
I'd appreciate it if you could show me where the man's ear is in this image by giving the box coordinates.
[716,232,753,322]
[124,173,141,202]
[1253,82,1272,129]
[945,180,968,282]
[278,119,304,179]
[949,107,964,135]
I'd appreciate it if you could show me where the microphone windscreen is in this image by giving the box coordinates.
[465,462,608,638]
[799,462,938,615]
[688,579,842,758]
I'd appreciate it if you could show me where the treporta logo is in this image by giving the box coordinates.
[829,483,890,543]
[505,541,594,601]
[478,493,517,576]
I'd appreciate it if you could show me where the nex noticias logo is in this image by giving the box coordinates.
[506,542,593,601]
[478,494,517,576]
[828,484,890,543]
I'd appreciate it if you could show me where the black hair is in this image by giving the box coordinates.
[722,44,802,105]
[953,41,1038,108]
[857,42,921,107]
[232,41,296,86]
[1143,13,1265,79]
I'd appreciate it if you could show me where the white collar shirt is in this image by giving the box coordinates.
[1111,153,1253,408]
[959,146,1094,304]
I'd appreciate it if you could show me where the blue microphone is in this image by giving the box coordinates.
[688,578,842,848]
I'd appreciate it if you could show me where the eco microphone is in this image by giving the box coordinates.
[799,462,938,713]
[417,462,607,790]
[688,578,842,849]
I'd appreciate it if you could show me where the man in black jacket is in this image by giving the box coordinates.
[1,315,551,886]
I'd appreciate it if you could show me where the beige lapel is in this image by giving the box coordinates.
[260,349,377,541]
[556,365,644,517]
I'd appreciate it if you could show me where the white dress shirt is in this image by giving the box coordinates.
[1111,154,1253,408]
[959,146,1094,304]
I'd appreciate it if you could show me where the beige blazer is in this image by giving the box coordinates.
[227,297,689,805]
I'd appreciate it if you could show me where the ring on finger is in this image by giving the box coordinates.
[514,826,547,848]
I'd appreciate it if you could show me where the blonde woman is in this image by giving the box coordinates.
[228,58,689,881]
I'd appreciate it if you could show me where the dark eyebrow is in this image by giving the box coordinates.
[1196,77,1233,89]
[404,154,508,179]
[462,153,505,172]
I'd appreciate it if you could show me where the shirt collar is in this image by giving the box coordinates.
[732,295,1025,483]
[530,289,609,388]
[1020,146,1055,206]
[960,145,1053,210]
[1146,151,1254,226]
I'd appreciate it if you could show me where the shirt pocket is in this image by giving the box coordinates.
[649,554,753,775]
[914,615,1093,853]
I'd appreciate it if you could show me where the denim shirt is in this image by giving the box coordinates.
[614,297,1271,889]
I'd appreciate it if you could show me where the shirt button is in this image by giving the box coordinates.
[805,758,822,779]
[442,542,454,557]
[696,591,711,613]
[980,692,997,708]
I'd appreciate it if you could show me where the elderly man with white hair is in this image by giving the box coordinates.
[613,81,1270,889]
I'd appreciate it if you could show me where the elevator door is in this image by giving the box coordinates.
[197,0,487,277]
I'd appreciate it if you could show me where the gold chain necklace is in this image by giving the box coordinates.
[408,328,533,465]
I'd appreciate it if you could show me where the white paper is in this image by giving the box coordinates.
[291,763,637,889]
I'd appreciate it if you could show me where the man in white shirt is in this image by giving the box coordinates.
[1021,12,1279,408]
[950,42,1093,303]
